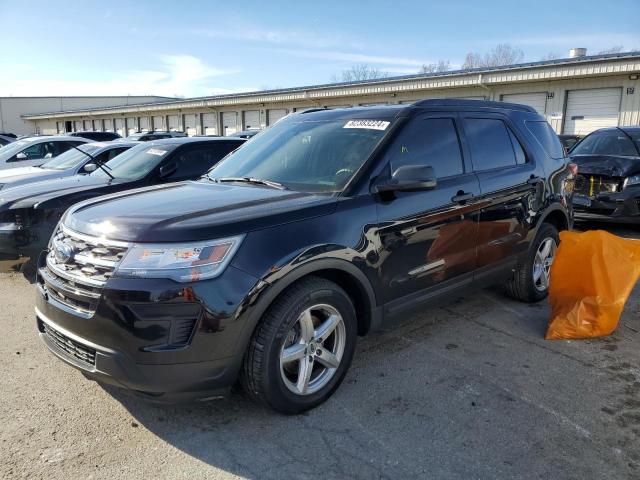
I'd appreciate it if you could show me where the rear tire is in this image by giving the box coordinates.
[240,276,357,414]
[504,223,559,303]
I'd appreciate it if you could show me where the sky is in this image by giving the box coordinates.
[0,0,638,98]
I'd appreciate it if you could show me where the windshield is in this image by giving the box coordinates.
[91,143,177,180]
[0,140,35,161]
[40,145,100,170]
[208,118,392,193]
[571,130,640,157]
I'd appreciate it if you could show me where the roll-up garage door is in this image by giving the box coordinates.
[93,119,102,131]
[126,117,136,136]
[203,113,216,135]
[168,115,180,131]
[152,116,165,131]
[139,117,150,132]
[115,118,126,137]
[184,114,197,136]
[83,120,91,131]
[56,121,64,133]
[563,88,622,135]
[73,120,82,132]
[243,110,260,130]
[222,111,238,136]
[267,109,287,126]
[501,92,547,115]
[104,119,114,132]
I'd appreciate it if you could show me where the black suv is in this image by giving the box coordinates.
[36,100,574,414]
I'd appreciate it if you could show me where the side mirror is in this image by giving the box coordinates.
[15,152,28,160]
[159,162,178,179]
[44,153,53,159]
[83,163,97,173]
[374,165,437,193]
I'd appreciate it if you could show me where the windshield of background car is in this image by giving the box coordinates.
[91,143,179,180]
[571,130,640,157]
[0,140,34,161]
[208,118,392,193]
[40,144,101,170]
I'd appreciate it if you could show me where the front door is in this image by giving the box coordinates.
[373,114,482,310]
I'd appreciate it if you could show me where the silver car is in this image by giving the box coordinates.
[0,141,139,190]
[0,136,89,170]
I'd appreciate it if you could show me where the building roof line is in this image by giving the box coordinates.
[22,51,640,120]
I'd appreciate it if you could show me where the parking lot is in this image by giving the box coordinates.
[0,222,637,479]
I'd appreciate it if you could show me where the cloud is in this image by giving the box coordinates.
[268,48,429,67]
[0,55,238,97]
[187,27,365,50]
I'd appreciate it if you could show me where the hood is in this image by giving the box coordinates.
[570,155,640,177]
[64,180,338,242]
[0,167,74,191]
[0,174,113,210]
[0,166,46,179]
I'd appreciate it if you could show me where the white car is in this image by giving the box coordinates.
[0,136,89,170]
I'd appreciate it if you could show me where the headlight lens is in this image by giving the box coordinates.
[623,175,640,189]
[115,235,244,282]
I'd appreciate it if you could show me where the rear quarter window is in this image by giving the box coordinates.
[526,121,564,159]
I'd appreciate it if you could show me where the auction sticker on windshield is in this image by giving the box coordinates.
[146,148,168,156]
[343,120,390,130]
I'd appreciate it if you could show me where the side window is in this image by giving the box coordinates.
[106,147,128,161]
[164,146,223,181]
[387,118,464,178]
[525,121,564,159]
[19,143,45,159]
[508,129,527,165]
[464,118,517,171]
[55,141,85,155]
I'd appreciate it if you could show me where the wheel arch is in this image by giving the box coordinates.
[234,258,380,360]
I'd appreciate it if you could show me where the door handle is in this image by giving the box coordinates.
[451,192,474,203]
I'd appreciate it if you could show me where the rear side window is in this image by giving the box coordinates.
[464,118,517,171]
[526,121,564,159]
[387,118,464,178]
[508,130,527,165]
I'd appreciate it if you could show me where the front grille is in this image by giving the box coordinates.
[39,320,96,367]
[575,174,623,197]
[46,225,130,287]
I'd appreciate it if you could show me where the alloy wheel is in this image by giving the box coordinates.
[532,237,557,292]
[279,304,346,396]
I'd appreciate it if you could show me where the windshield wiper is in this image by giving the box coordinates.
[210,176,288,190]
[65,142,115,180]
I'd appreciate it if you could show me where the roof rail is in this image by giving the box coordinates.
[411,98,537,113]
[298,108,328,114]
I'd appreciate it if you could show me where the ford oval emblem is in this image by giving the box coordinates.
[54,242,75,264]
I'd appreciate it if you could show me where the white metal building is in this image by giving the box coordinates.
[22,51,640,137]
[0,96,175,135]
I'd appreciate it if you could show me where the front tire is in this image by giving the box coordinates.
[240,276,357,414]
[504,223,559,303]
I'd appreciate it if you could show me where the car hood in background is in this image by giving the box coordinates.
[64,180,338,242]
[0,166,77,190]
[570,155,640,177]
[0,174,116,210]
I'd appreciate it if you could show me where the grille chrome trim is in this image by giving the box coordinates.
[59,223,131,248]
[46,224,130,288]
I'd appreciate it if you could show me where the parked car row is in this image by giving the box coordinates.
[9,99,576,414]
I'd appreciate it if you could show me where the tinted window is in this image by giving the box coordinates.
[386,118,464,178]
[570,130,639,156]
[465,118,517,171]
[40,144,101,170]
[20,142,45,159]
[526,121,564,158]
[164,144,238,181]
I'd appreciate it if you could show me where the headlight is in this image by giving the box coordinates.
[115,235,244,282]
[623,175,640,189]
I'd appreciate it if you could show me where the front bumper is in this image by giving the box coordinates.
[572,190,640,221]
[36,256,260,402]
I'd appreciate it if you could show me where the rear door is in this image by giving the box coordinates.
[459,114,544,280]
[374,114,482,309]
